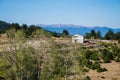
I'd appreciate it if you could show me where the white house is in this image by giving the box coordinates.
[72,34,84,43]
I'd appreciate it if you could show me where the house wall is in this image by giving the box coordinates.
[72,36,84,43]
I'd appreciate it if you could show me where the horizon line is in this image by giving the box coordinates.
[1,20,120,29]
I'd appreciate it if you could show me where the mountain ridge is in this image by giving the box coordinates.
[0,21,10,31]
[1,20,120,37]
[38,24,120,36]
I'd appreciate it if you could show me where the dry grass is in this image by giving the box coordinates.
[86,61,120,80]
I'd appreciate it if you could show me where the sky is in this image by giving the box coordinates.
[0,0,120,28]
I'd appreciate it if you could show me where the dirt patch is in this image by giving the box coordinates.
[86,61,120,80]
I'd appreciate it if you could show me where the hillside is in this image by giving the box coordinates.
[38,24,120,36]
[0,21,57,37]
[1,36,120,80]
[0,21,120,80]
[0,21,10,31]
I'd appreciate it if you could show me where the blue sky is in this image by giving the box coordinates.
[0,0,120,28]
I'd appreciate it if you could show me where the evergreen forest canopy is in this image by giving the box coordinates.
[0,21,71,38]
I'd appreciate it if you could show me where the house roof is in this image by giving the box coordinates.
[73,34,83,37]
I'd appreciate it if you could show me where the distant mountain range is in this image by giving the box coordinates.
[38,24,120,36]
[0,21,120,37]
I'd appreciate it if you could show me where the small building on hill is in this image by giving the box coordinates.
[72,34,84,43]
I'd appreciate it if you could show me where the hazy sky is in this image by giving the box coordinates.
[0,0,120,28]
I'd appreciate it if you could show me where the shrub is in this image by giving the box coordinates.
[114,57,120,62]
[103,57,111,63]
[118,38,120,44]
[78,57,83,66]
[97,67,107,73]
[90,53,99,60]
[81,68,89,72]
[83,50,91,59]
[91,62,100,69]
[83,50,99,60]
[82,59,92,69]
[100,49,113,63]
[84,76,91,80]
[101,76,105,79]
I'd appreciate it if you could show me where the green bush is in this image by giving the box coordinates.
[103,57,111,63]
[82,59,93,69]
[114,57,120,62]
[118,38,120,44]
[90,53,99,60]
[97,67,107,73]
[81,68,89,72]
[100,49,113,63]
[83,50,99,60]
[101,76,105,79]
[91,62,100,69]
[83,50,91,59]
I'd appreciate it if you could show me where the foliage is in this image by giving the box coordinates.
[0,21,10,33]
[97,67,107,72]
[52,31,58,37]
[91,30,96,38]
[6,28,16,38]
[101,76,105,79]
[85,29,120,40]
[83,50,99,60]
[22,47,38,80]
[96,31,102,39]
[1,22,120,80]
[61,29,70,37]
[91,62,100,70]
[105,29,115,40]
[100,49,113,63]
[114,32,120,40]
[85,30,102,39]
[118,38,120,44]
[7,23,20,31]
[84,76,91,80]
[15,30,26,43]
[51,50,72,80]
[83,59,92,68]
[4,23,56,38]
